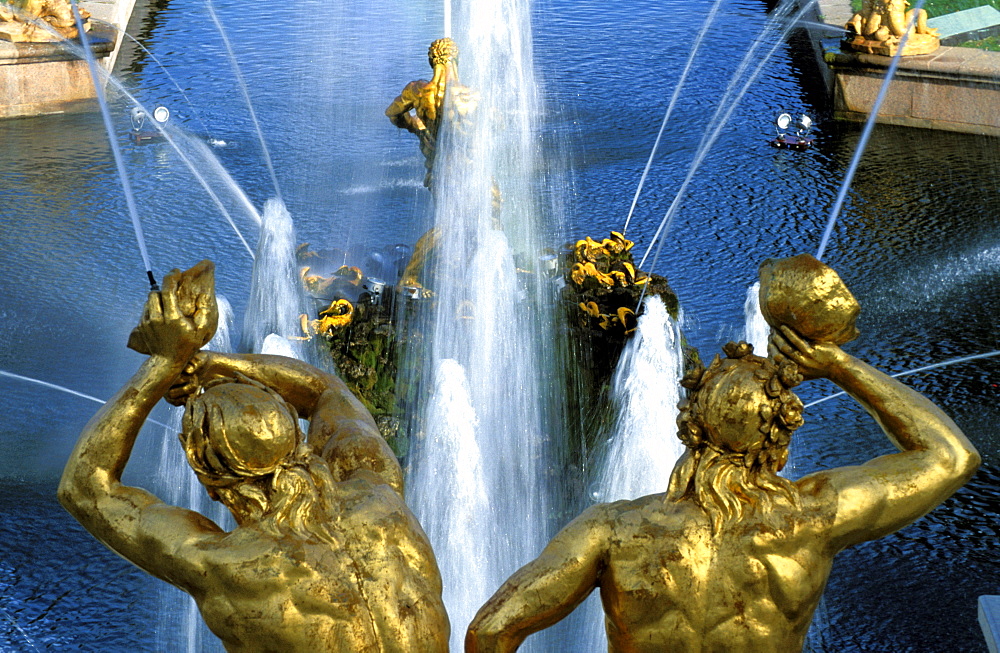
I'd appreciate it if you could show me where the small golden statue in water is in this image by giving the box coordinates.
[59,261,449,652]
[844,0,939,56]
[466,254,979,652]
[385,37,480,187]
[0,0,89,42]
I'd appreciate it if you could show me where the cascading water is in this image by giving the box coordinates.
[580,295,686,649]
[743,280,769,355]
[241,198,309,359]
[593,296,686,503]
[403,0,562,648]
[406,359,493,620]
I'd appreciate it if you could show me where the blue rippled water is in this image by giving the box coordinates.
[1,0,998,649]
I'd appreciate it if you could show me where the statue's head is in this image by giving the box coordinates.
[180,375,302,515]
[428,37,459,68]
[677,342,804,472]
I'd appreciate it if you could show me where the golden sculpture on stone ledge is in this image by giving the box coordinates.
[385,37,480,187]
[0,0,89,42]
[466,254,980,653]
[844,0,939,56]
[58,261,449,652]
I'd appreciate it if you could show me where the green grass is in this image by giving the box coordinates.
[958,34,1000,48]
[850,0,1000,16]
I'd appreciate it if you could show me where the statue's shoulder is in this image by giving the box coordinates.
[600,494,704,536]
[404,79,431,93]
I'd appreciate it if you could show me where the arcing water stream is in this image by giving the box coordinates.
[2,0,999,649]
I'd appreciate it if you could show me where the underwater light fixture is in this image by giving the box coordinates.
[362,277,386,305]
[770,112,813,151]
[130,106,145,131]
[153,106,170,123]
[775,112,792,134]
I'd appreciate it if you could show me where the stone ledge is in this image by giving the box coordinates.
[825,43,1000,83]
[825,42,1000,135]
[0,32,112,66]
[982,596,1000,653]
[0,29,113,119]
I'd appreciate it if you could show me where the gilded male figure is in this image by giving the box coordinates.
[466,260,980,652]
[59,261,449,652]
[385,37,479,188]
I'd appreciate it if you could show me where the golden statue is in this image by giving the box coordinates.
[385,37,480,187]
[0,0,89,42]
[845,0,939,56]
[466,255,980,652]
[58,261,449,652]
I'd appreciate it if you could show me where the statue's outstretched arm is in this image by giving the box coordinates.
[58,263,223,591]
[466,506,609,653]
[174,351,403,494]
[774,326,981,551]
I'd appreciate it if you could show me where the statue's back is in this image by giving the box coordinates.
[598,491,834,653]
[192,480,449,653]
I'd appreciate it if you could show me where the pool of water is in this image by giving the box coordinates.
[1,0,998,649]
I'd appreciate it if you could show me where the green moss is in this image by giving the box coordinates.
[959,34,1000,49]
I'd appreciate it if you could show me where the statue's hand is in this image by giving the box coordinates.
[769,324,846,381]
[127,261,218,362]
[165,351,216,406]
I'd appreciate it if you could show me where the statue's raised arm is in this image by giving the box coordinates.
[59,261,448,652]
[761,253,980,551]
[772,324,979,550]
[467,254,980,653]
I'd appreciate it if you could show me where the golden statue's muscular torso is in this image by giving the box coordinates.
[589,489,835,652]
[466,280,979,653]
[182,479,447,652]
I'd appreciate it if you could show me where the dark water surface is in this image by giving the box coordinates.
[1,0,998,649]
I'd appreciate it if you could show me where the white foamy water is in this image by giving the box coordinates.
[406,359,493,625]
[743,280,770,355]
[404,0,561,648]
[242,198,308,360]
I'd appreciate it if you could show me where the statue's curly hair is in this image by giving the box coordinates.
[180,374,341,545]
[668,342,805,532]
[676,341,804,470]
[428,37,459,67]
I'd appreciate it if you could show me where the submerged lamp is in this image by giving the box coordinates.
[775,113,792,135]
[130,107,145,131]
[797,114,813,136]
[153,106,170,123]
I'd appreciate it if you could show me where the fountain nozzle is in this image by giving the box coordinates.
[147,270,159,292]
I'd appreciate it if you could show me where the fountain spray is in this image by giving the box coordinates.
[805,349,1000,409]
[0,370,173,429]
[205,0,283,203]
[634,0,817,310]
[17,8,259,257]
[815,4,926,261]
[90,18,213,137]
[71,0,158,291]
[621,0,723,236]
